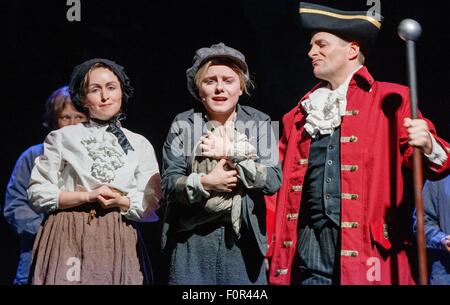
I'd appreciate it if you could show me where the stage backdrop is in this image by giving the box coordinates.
[1,0,448,284]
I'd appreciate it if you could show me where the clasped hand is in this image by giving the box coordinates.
[87,185,130,211]
[200,126,232,160]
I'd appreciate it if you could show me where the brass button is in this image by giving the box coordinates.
[287,213,298,220]
[345,109,359,116]
[341,165,359,172]
[282,240,293,248]
[291,185,303,192]
[341,136,358,143]
[298,159,308,165]
[383,224,389,239]
[342,221,359,228]
[341,250,359,257]
[276,269,288,276]
[342,193,359,200]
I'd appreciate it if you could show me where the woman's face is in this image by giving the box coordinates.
[57,103,87,128]
[84,67,122,120]
[198,65,243,123]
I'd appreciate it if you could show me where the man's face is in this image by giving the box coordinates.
[308,31,351,82]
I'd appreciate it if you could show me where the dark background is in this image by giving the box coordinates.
[1,0,448,284]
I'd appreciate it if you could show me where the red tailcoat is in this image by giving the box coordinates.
[267,66,450,285]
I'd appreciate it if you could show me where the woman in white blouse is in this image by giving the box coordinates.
[28,58,162,284]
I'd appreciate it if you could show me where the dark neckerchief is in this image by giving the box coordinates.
[90,113,134,154]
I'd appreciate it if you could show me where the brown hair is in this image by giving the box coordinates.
[43,86,73,130]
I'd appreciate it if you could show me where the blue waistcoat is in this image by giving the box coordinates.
[302,128,341,230]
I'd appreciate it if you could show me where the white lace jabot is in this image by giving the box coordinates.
[301,66,362,138]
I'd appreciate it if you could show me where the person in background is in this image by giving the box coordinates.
[3,86,87,284]
[414,175,450,284]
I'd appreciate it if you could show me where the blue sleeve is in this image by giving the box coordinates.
[234,109,282,195]
[414,180,446,250]
[161,117,191,206]
[3,145,45,236]
[254,115,282,195]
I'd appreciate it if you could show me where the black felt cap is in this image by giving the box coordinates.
[69,58,134,113]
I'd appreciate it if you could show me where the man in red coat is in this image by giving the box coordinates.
[267,2,450,285]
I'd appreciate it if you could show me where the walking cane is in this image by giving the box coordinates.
[398,19,428,285]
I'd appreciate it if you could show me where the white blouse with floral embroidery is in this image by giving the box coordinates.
[28,120,160,222]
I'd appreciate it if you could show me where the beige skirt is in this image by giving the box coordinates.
[30,203,151,285]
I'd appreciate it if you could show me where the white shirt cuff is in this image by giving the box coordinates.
[424,133,448,166]
[186,173,210,204]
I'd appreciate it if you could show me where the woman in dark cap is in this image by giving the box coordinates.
[28,58,162,284]
[161,43,282,284]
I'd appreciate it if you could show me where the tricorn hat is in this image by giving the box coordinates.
[299,2,383,54]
